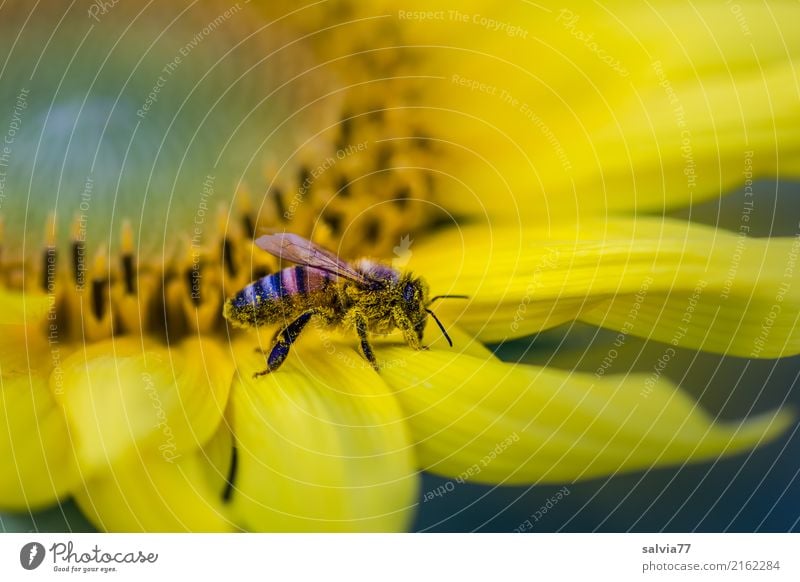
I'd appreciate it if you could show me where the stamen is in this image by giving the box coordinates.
[45,213,57,247]
[42,248,56,294]
[393,186,410,208]
[121,255,136,295]
[336,176,350,198]
[339,112,353,142]
[71,214,86,288]
[424,172,436,195]
[368,106,384,123]
[120,220,137,295]
[90,246,109,321]
[271,187,287,221]
[5,87,446,345]
[72,243,85,288]
[237,192,256,239]
[376,144,392,169]
[216,205,239,279]
[241,214,256,240]
[364,219,380,245]
[91,279,106,320]
[221,237,237,278]
[186,263,202,307]
[322,212,343,235]
[42,214,57,294]
[297,165,311,190]
[412,130,432,150]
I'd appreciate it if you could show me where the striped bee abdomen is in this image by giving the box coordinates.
[224,265,332,327]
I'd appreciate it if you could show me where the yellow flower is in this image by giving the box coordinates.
[1,1,799,532]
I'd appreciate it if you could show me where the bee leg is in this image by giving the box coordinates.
[415,321,425,343]
[413,319,430,350]
[251,322,290,358]
[355,318,379,372]
[402,327,428,351]
[396,316,428,351]
[253,312,314,377]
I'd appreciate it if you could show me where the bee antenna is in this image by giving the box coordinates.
[427,294,469,306]
[425,309,453,347]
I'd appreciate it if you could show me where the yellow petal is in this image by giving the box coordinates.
[394,1,800,218]
[0,290,51,325]
[411,218,800,357]
[0,324,80,509]
[73,432,235,532]
[578,223,800,358]
[370,320,496,361]
[54,336,233,474]
[376,347,793,484]
[226,331,418,532]
[0,371,80,510]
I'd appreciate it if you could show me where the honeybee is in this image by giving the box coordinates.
[223,233,466,376]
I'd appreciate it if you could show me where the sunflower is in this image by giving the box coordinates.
[1,1,799,532]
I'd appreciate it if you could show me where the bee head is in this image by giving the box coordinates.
[398,276,467,347]
[400,277,427,315]
[402,279,421,303]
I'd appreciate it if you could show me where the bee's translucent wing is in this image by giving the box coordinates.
[255,233,372,284]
